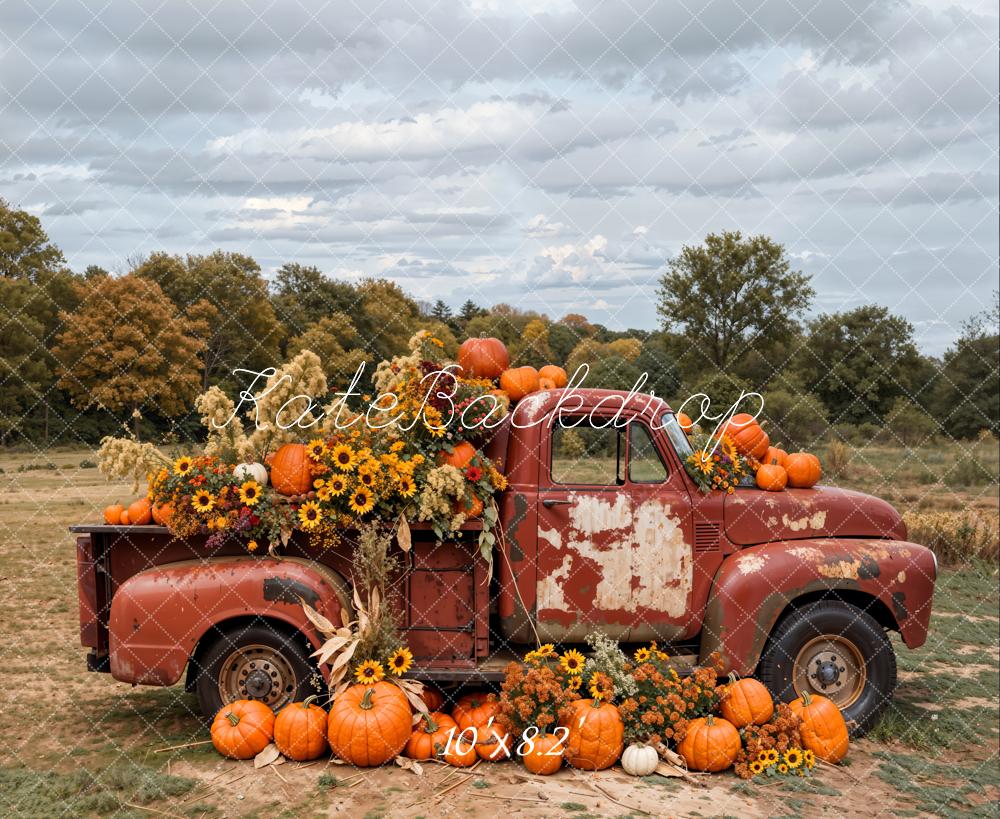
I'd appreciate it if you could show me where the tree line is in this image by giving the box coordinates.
[1,199,996,450]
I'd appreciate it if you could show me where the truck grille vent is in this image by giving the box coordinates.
[694,522,721,551]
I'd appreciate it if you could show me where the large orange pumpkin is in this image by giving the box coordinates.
[458,337,509,379]
[755,462,787,492]
[270,443,313,495]
[151,501,174,527]
[127,498,152,526]
[274,695,329,761]
[717,412,770,459]
[442,730,478,767]
[790,692,849,762]
[499,367,540,401]
[561,699,624,771]
[522,732,564,775]
[437,441,476,470]
[405,711,457,761]
[452,692,499,732]
[720,676,774,728]
[327,682,412,767]
[104,504,125,525]
[538,365,568,388]
[763,446,787,467]
[211,700,275,759]
[677,412,695,433]
[677,714,741,772]
[784,453,822,488]
[475,722,511,761]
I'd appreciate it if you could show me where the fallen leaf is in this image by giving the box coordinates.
[254,743,282,768]
[397,516,411,552]
[395,756,423,776]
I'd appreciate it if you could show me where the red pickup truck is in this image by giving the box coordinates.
[72,389,937,735]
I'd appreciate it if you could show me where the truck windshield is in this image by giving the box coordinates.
[662,413,693,459]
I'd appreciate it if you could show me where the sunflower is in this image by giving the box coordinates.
[387,647,413,676]
[589,672,613,702]
[306,439,328,461]
[634,647,652,663]
[423,421,446,438]
[192,489,215,513]
[749,760,764,776]
[316,485,332,501]
[348,488,375,515]
[567,675,583,691]
[396,475,417,497]
[802,749,815,768]
[718,435,740,463]
[783,749,803,769]
[173,456,193,475]
[763,749,779,765]
[298,501,323,529]
[560,649,585,675]
[354,660,385,685]
[247,540,259,552]
[358,470,376,488]
[331,444,357,471]
[689,450,714,475]
[238,480,262,506]
[326,475,348,496]
[777,763,788,774]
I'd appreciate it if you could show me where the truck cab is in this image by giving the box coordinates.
[73,388,937,736]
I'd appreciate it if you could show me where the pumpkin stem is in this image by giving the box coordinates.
[360,688,375,710]
[800,690,813,706]
[225,711,241,727]
[424,712,439,733]
[706,714,715,726]
[301,694,319,709]
[727,671,740,685]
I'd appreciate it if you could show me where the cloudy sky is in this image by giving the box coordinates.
[2,0,997,353]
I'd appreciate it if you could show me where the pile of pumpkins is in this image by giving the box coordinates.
[210,677,849,779]
[102,497,172,527]
[458,336,567,401]
[679,411,823,493]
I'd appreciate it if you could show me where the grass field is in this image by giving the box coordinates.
[0,443,997,818]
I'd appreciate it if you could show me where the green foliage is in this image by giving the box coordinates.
[757,388,830,451]
[0,198,67,280]
[288,313,372,387]
[510,318,554,367]
[885,397,939,446]
[270,263,358,339]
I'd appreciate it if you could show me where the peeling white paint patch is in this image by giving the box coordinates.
[818,559,861,579]
[512,391,549,424]
[569,493,632,533]
[781,511,828,531]
[788,546,823,562]
[536,552,572,612]
[735,552,767,574]
[897,570,906,583]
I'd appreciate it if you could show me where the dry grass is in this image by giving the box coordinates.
[903,510,1000,565]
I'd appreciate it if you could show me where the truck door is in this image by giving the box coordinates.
[534,413,695,642]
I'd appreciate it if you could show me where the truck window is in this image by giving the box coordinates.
[628,423,668,482]
[551,419,623,485]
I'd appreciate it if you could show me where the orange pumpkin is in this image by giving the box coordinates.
[438,441,476,470]
[475,723,511,761]
[419,687,446,712]
[720,676,774,728]
[327,682,412,767]
[405,711,457,761]
[677,714,741,772]
[784,452,822,488]
[452,692,499,732]
[274,695,329,761]
[270,443,313,495]
[522,731,564,775]
[104,504,124,525]
[458,337,509,379]
[538,376,557,390]
[763,446,787,467]
[127,498,152,526]
[211,700,275,760]
[119,509,131,525]
[561,699,624,771]
[455,494,484,518]
[755,463,787,492]
[151,502,173,527]
[677,412,695,433]
[538,365,568,388]
[717,412,770,459]
[442,729,478,767]
[499,367,540,401]
[790,692,849,762]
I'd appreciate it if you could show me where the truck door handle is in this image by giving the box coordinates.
[542,499,571,508]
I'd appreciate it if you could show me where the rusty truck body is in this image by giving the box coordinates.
[72,389,937,734]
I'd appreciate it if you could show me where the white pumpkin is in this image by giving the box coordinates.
[233,462,268,486]
[621,743,658,776]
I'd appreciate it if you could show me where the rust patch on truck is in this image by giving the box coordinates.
[263,577,319,607]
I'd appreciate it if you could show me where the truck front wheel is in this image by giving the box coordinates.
[756,600,897,737]
[192,621,322,719]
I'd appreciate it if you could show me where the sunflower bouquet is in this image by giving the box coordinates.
[732,702,811,779]
[683,433,750,494]
[498,645,581,737]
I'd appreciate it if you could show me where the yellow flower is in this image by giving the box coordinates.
[192,489,215,513]
[390,440,405,452]
[326,475,348,496]
[412,454,425,465]
[763,749,779,766]
[306,439,327,461]
[567,675,582,691]
[358,470,376,488]
[313,478,326,489]
[560,649,585,675]
[387,647,413,676]
[348,488,375,515]
[777,763,788,774]
[802,749,815,768]
[247,540,259,552]
[656,650,670,661]
[719,435,739,463]
[783,749,803,769]
[396,475,417,497]
[316,486,332,501]
[749,760,764,776]
[354,660,384,685]
[634,647,652,663]
[298,501,323,529]
[424,421,446,438]
[690,451,713,475]
[173,456,193,475]
[213,515,228,530]
[331,444,357,471]
[489,469,508,490]
[239,480,262,506]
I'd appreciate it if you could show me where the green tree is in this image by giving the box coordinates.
[353,279,423,360]
[0,198,66,280]
[511,318,554,367]
[656,231,814,370]
[270,263,358,339]
[430,299,453,323]
[760,388,830,451]
[53,275,205,438]
[0,277,51,443]
[885,396,938,446]
[798,305,924,425]
[288,313,372,387]
[634,333,680,400]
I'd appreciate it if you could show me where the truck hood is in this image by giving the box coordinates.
[724,486,906,546]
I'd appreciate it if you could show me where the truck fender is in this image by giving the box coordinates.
[699,538,936,675]
[108,556,351,686]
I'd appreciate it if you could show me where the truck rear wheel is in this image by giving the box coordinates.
[192,621,322,719]
[756,600,896,737]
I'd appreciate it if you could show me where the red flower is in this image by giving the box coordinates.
[465,466,482,482]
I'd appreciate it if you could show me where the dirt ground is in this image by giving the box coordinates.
[1,448,997,818]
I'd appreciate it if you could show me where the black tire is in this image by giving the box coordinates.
[192,621,322,719]
[757,600,897,737]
